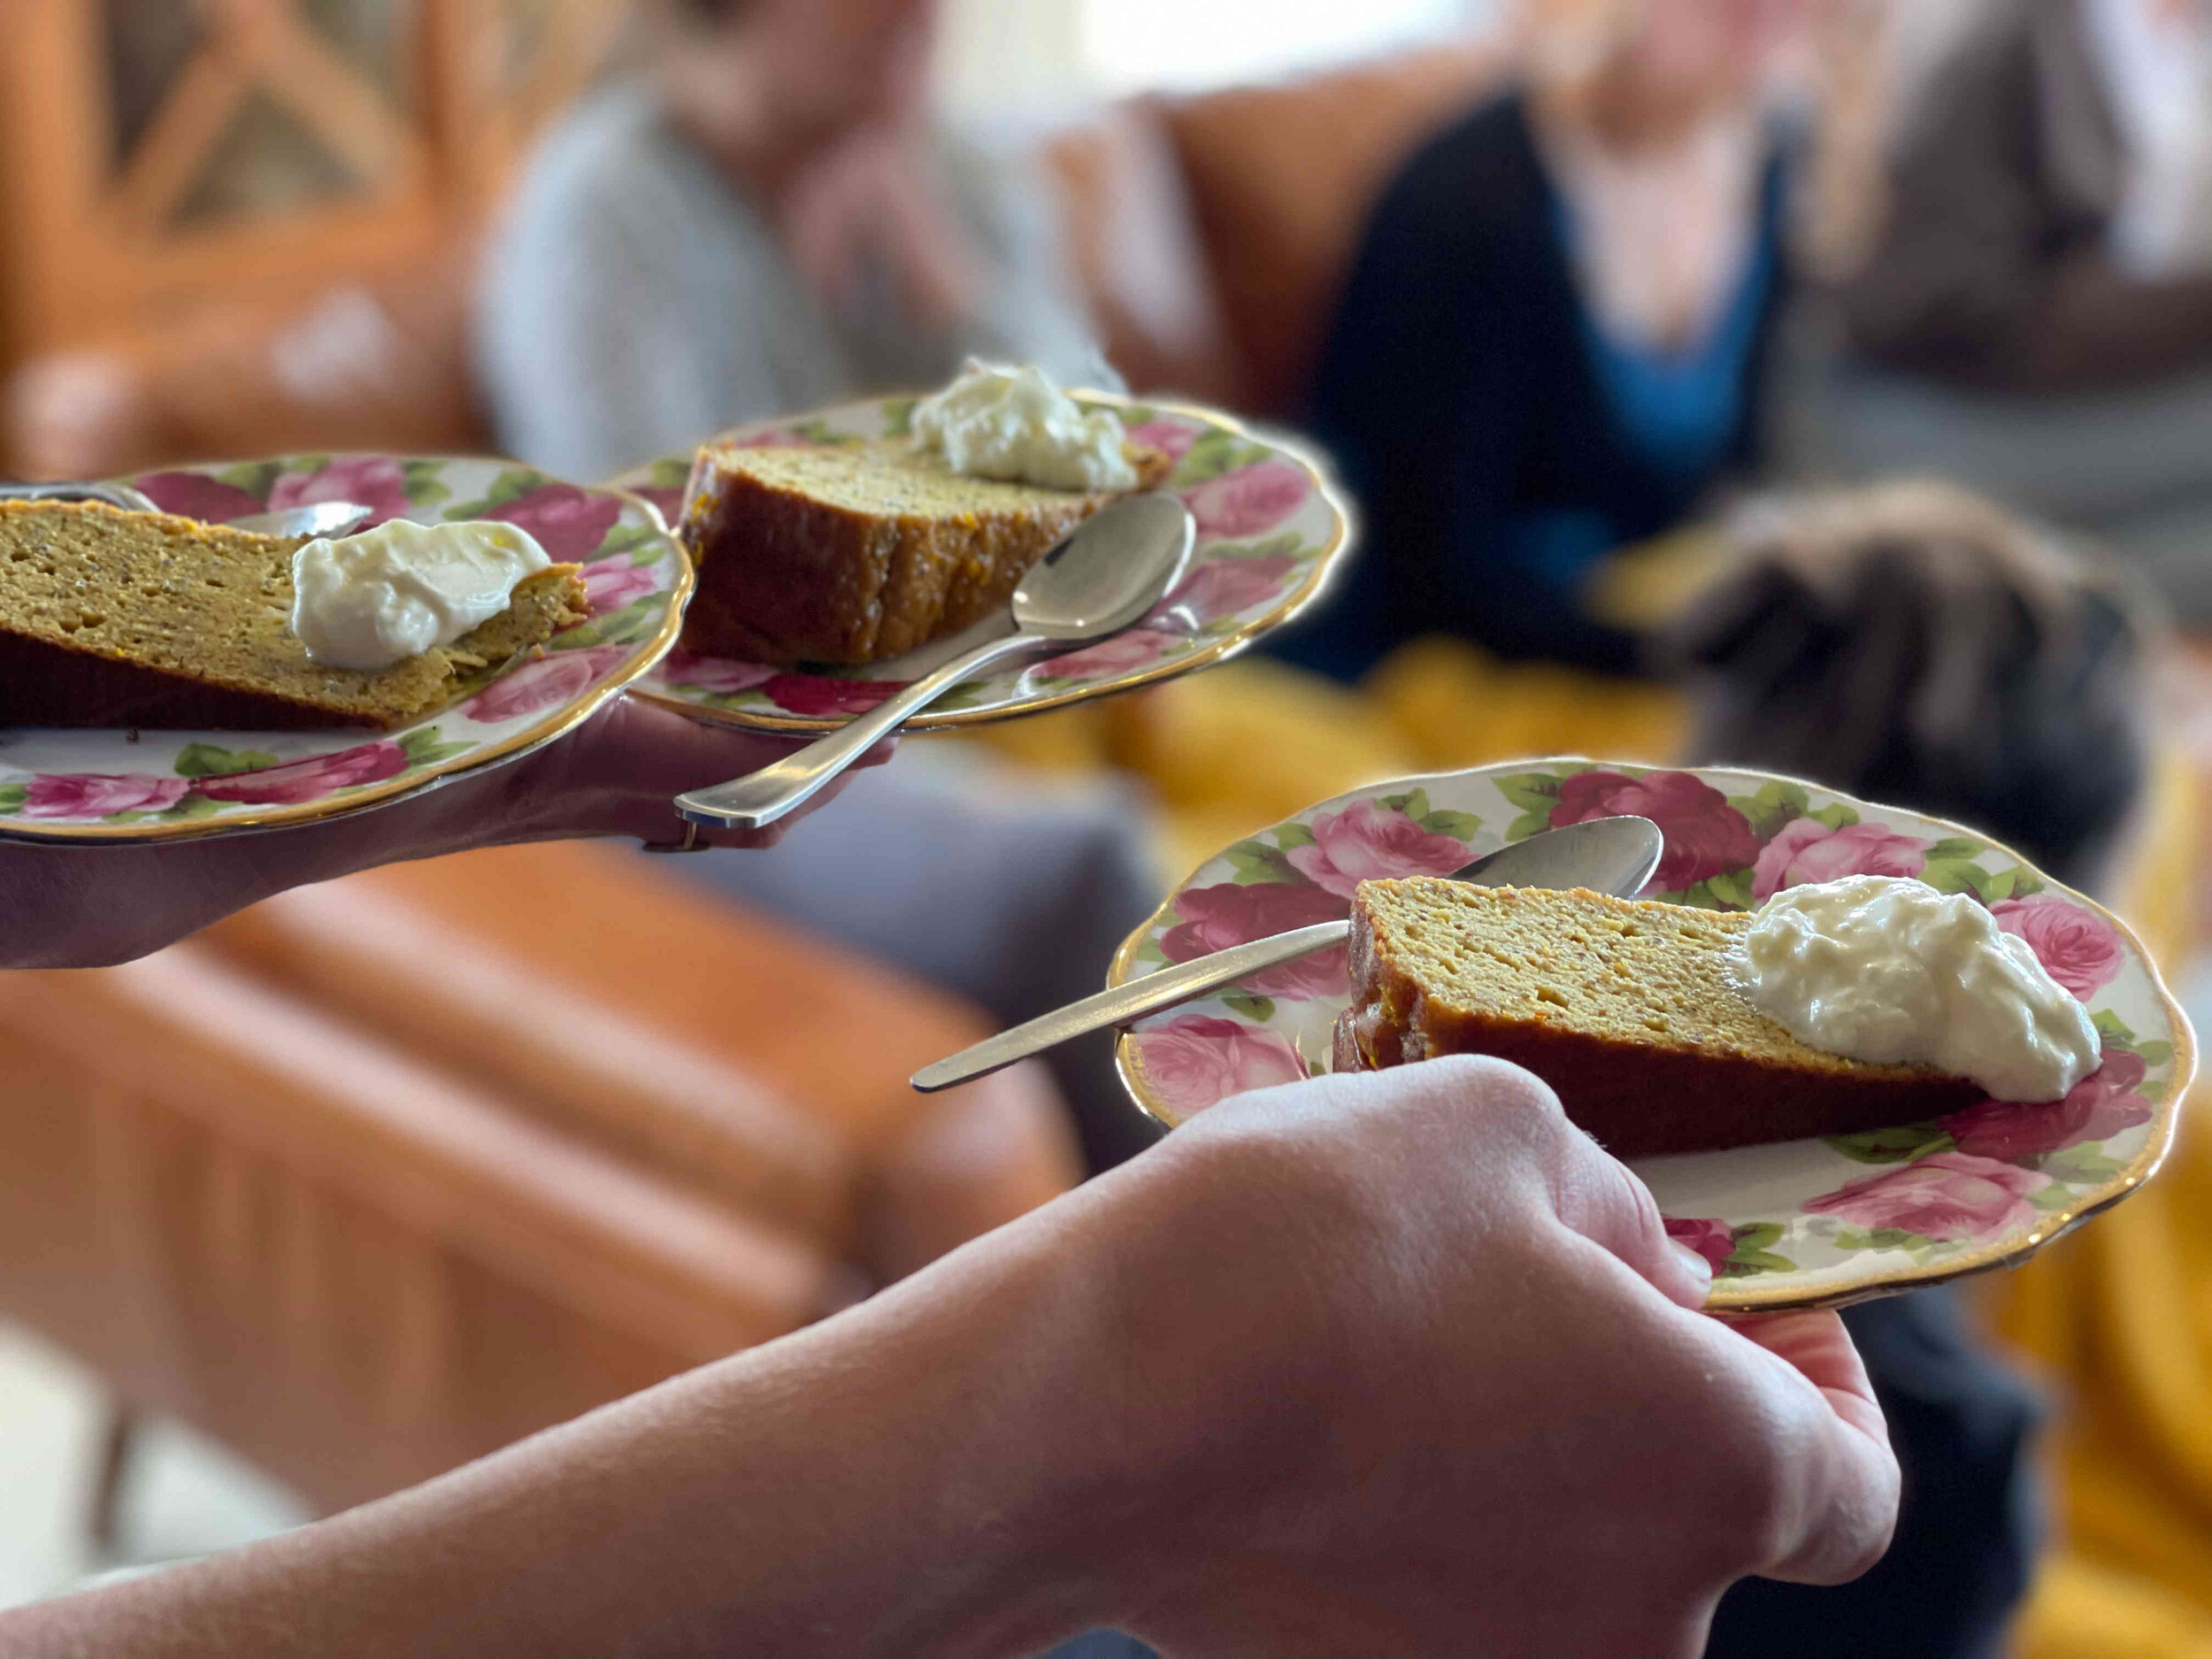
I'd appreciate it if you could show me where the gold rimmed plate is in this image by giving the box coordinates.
[611,390,1355,733]
[0,454,691,844]
[1109,758,2195,1313]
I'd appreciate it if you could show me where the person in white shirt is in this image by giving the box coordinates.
[474,0,1106,483]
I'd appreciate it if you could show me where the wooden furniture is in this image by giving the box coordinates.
[0,35,1503,475]
[0,841,1079,1519]
[0,0,628,444]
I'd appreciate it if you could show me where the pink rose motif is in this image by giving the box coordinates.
[488,483,624,564]
[461,645,628,725]
[633,485,686,524]
[1120,418,1201,464]
[1183,459,1310,541]
[1803,1150,2051,1242]
[763,674,906,717]
[195,742,409,806]
[1038,628,1177,680]
[1286,798,1474,898]
[268,456,411,527]
[134,472,265,522]
[1149,552,1299,631]
[1551,770,1759,895]
[579,557,659,617]
[660,651,777,696]
[1990,896,2126,1000]
[734,429,810,449]
[19,772,189,819]
[1160,880,1352,1002]
[1131,1014,1308,1117]
[1663,1216,1737,1275]
[1752,818,1934,903]
[1940,1048,2153,1163]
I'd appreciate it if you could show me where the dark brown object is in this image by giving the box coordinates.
[677,439,1169,665]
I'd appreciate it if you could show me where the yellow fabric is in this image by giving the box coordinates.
[960,636,1684,882]
[1992,750,2212,1658]
[962,631,2212,1655]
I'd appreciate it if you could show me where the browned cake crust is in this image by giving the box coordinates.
[1344,879,1983,1158]
[677,439,1171,664]
[0,501,587,730]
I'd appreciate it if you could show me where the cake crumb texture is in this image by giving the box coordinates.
[0,501,586,730]
[1344,878,1984,1156]
[678,438,1169,664]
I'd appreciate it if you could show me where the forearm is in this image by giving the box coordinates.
[0,1179,1157,1656]
[0,781,495,971]
[0,703,849,971]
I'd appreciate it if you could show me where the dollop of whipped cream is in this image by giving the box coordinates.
[1733,874,2101,1102]
[910,357,1137,492]
[291,518,550,671]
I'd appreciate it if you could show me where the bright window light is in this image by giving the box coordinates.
[1077,0,1486,95]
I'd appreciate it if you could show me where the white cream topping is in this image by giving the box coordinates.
[910,357,1137,492]
[1733,874,2101,1102]
[290,519,550,671]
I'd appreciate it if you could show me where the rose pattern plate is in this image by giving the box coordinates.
[1110,759,2196,1312]
[611,392,1353,732]
[0,454,690,843]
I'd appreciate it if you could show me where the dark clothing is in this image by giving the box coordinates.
[1040,1291,2041,1659]
[1281,90,1785,680]
[1708,1290,2043,1659]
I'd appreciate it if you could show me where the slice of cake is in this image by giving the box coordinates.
[0,501,587,730]
[1340,879,1983,1157]
[677,438,1170,665]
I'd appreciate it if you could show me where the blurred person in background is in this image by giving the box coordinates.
[1793,0,2212,615]
[1671,478,2154,1659]
[1282,0,1823,681]
[473,0,1156,1179]
[1838,0,2212,395]
[475,0,1105,482]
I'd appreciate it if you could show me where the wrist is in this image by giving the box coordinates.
[875,1186,1184,1650]
[960,1133,1349,1640]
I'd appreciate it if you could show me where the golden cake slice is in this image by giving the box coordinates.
[0,501,587,730]
[1340,878,1983,1156]
[676,438,1170,665]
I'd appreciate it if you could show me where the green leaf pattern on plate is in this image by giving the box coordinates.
[1115,761,2188,1311]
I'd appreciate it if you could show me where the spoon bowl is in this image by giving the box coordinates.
[0,480,374,542]
[1008,492,1197,640]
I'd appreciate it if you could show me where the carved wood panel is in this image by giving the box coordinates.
[0,0,627,364]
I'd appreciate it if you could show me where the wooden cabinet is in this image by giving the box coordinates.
[0,0,626,373]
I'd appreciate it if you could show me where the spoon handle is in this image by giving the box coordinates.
[1,480,158,512]
[675,630,1042,832]
[910,920,1352,1092]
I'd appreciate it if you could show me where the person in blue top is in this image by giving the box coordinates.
[1286,0,1809,680]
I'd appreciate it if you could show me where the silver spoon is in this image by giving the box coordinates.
[676,493,1197,833]
[235,501,375,538]
[0,480,372,539]
[910,814,1666,1093]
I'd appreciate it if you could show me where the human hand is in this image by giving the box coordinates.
[1065,1057,1898,1656]
[2,696,889,970]
[0,1054,1893,1657]
[780,127,983,332]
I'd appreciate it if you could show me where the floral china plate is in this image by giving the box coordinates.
[1110,758,2195,1312]
[0,455,690,844]
[611,392,1353,733]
